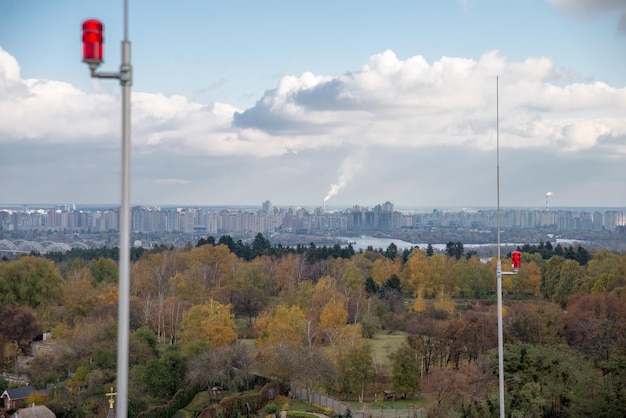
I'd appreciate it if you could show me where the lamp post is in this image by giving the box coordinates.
[82,1,131,416]
[496,76,520,418]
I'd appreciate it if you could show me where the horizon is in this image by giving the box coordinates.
[2,202,625,213]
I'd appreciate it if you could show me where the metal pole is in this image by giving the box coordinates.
[496,76,505,418]
[117,0,131,415]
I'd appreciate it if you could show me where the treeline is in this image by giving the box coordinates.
[0,235,625,417]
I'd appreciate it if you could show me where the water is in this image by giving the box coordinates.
[341,235,575,252]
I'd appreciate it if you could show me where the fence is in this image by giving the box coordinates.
[290,387,426,418]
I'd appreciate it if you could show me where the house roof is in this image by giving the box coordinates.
[12,405,56,418]
[2,386,34,400]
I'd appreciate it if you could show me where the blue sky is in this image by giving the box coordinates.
[1,0,625,209]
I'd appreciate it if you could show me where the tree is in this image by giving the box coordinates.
[255,304,306,349]
[89,257,119,285]
[0,256,63,307]
[424,366,467,417]
[132,250,185,342]
[251,233,272,258]
[511,261,542,296]
[178,300,237,355]
[384,243,398,259]
[175,244,237,305]
[390,343,420,398]
[404,249,429,297]
[542,256,565,301]
[553,259,584,307]
[500,343,597,418]
[0,305,41,354]
[141,346,186,399]
[445,241,464,260]
[371,258,401,288]
[563,293,626,366]
[319,300,349,345]
[273,253,308,297]
[186,345,238,391]
[347,342,373,402]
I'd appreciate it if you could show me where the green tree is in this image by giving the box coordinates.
[500,343,597,418]
[347,342,373,402]
[89,257,119,285]
[390,343,420,398]
[542,256,565,301]
[553,259,584,307]
[141,346,186,399]
[0,256,62,307]
[384,243,398,259]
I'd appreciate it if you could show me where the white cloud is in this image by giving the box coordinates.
[1,45,625,207]
[235,49,626,154]
[2,46,624,158]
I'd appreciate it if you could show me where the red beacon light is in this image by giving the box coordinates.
[82,19,104,69]
[511,251,521,270]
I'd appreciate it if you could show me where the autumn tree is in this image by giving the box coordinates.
[0,304,41,354]
[178,300,237,355]
[254,304,307,383]
[228,261,271,325]
[371,257,401,288]
[563,293,626,366]
[186,343,255,391]
[327,257,367,324]
[132,250,185,342]
[61,262,97,321]
[272,252,308,298]
[510,260,542,296]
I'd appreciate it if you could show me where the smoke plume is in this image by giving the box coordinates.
[323,149,366,203]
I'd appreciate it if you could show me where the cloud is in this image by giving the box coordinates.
[2,9,625,209]
[548,0,626,34]
[234,49,626,154]
[1,46,625,164]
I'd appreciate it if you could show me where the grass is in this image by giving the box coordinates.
[367,332,408,366]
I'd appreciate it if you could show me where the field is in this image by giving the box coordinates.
[367,332,408,366]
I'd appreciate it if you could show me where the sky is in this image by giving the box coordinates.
[1,0,625,209]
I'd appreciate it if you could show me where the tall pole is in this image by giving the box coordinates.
[117,0,131,415]
[496,76,505,418]
[82,2,132,414]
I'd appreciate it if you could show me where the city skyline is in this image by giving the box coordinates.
[1,1,625,208]
[3,201,624,233]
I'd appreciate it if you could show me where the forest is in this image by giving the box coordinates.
[0,234,625,417]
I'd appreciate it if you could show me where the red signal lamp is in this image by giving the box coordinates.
[82,19,104,68]
[511,251,521,270]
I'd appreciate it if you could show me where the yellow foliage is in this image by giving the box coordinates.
[412,290,427,313]
[433,290,454,312]
[254,304,306,348]
[178,300,237,354]
[319,300,348,329]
